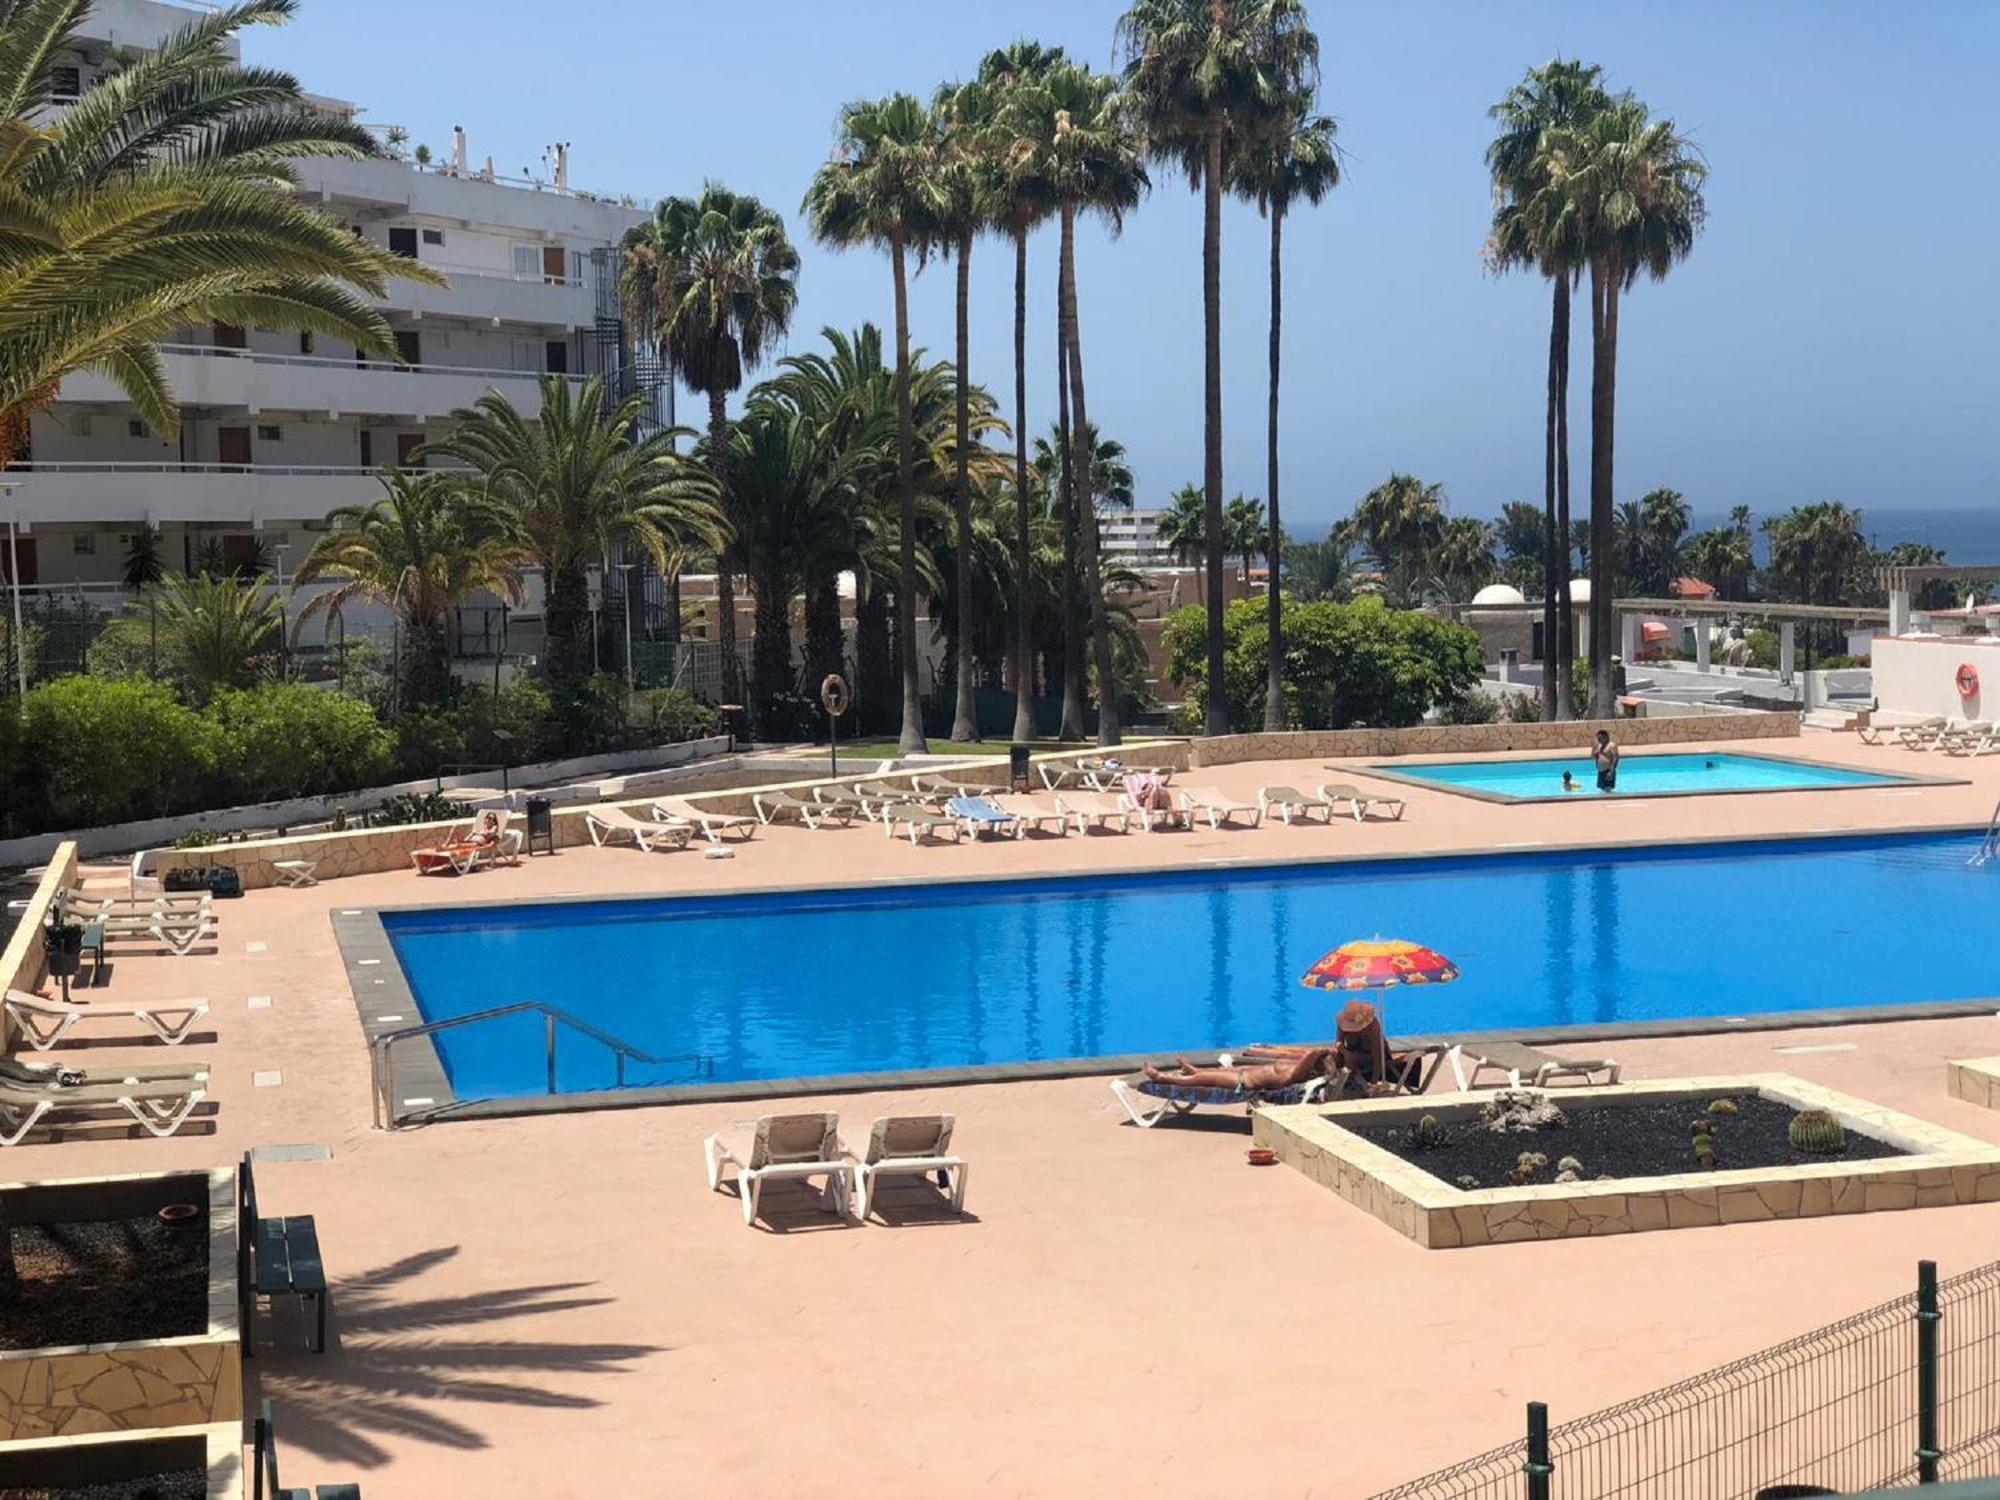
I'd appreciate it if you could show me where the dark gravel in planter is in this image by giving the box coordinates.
[0,1211,208,1351]
[1,1469,207,1500]
[1351,1093,1907,1191]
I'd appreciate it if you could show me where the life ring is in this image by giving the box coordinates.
[819,673,851,718]
[1958,663,1980,699]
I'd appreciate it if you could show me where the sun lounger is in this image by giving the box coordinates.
[755,789,854,829]
[1446,1046,1622,1091]
[916,774,1001,802]
[704,1111,854,1226]
[882,802,964,844]
[812,785,872,819]
[1943,721,1998,756]
[0,1053,209,1090]
[1317,780,1407,822]
[948,795,1019,839]
[848,1114,968,1219]
[1897,716,1948,750]
[1037,758,1092,790]
[1111,1066,1332,1128]
[1259,785,1335,824]
[1053,791,1132,834]
[92,911,213,956]
[585,806,693,852]
[0,1074,207,1145]
[1177,786,1262,830]
[5,989,209,1049]
[651,796,759,844]
[848,781,911,820]
[410,808,517,875]
[1082,757,1173,789]
[988,793,1070,837]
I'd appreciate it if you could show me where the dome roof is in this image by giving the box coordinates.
[1567,578,1592,604]
[1470,583,1526,606]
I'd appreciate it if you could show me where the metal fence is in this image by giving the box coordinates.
[1371,1259,2000,1500]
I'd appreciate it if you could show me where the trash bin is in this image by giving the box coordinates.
[1009,743,1033,792]
[525,796,554,857]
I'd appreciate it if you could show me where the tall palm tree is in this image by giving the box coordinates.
[1156,482,1208,566]
[1223,493,1268,582]
[1486,58,1609,721]
[1230,95,1338,730]
[804,93,947,754]
[1685,525,1752,602]
[1118,0,1319,736]
[290,471,528,710]
[430,376,723,689]
[1560,93,1707,714]
[979,41,1066,742]
[1351,472,1446,607]
[619,183,799,705]
[0,0,442,454]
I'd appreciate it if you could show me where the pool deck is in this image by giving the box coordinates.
[13,729,2000,1497]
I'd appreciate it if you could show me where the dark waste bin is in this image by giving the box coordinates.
[525,796,554,856]
[1009,743,1032,792]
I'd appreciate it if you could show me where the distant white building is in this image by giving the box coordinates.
[9,0,655,588]
[1100,508,1180,566]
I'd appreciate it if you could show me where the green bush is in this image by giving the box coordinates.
[368,790,473,827]
[207,683,395,803]
[1439,690,1501,725]
[635,687,721,744]
[18,676,219,829]
[85,616,156,681]
[1163,597,1484,733]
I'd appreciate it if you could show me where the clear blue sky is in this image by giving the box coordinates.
[249,0,2000,535]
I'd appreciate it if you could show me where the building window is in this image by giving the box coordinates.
[359,430,373,468]
[512,242,541,279]
[127,419,147,439]
[422,228,445,246]
[395,433,425,470]
[213,322,247,351]
[72,533,95,556]
[53,65,80,99]
[394,329,421,366]
[545,340,569,375]
[388,226,419,259]
[257,424,283,443]
[299,331,316,356]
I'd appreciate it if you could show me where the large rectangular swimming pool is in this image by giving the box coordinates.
[1369,750,1921,801]
[380,831,1997,1101]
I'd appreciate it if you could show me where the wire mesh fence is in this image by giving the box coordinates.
[1369,1259,2000,1500]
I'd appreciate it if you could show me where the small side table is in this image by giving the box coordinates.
[274,860,320,888]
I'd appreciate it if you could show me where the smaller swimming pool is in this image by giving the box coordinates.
[1367,750,1924,802]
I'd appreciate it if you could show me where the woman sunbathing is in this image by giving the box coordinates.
[1144,1045,1334,1093]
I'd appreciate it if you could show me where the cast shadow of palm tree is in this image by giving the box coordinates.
[253,1244,663,1469]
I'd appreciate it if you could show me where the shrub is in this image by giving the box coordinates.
[85,616,156,680]
[635,687,721,744]
[207,683,395,803]
[18,676,219,829]
[1439,690,1500,725]
[541,674,630,759]
[368,790,472,827]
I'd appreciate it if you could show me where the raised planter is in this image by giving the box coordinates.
[1947,1056,2000,1109]
[0,1421,242,1498]
[1253,1074,2000,1249]
[0,1168,239,1444]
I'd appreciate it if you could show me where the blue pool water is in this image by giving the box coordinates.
[382,831,1996,1100]
[1376,751,1912,801]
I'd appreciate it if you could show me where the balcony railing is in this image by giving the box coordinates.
[3,460,381,476]
[151,341,585,385]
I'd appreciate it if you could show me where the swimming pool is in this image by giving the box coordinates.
[379,831,1999,1102]
[1367,750,1922,802]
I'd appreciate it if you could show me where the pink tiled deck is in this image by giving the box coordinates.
[10,731,2000,1498]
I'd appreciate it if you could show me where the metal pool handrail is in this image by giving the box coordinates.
[370,1001,709,1128]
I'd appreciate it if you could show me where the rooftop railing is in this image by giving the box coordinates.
[145,341,587,385]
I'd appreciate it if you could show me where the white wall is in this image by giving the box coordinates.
[1870,634,2000,719]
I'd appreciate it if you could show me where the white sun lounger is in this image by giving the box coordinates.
[1943,721,1998,756]
[651,796,758,844]
[755,789,855,829]
[5,989,209,1050]
[704,1111,854,1226]
[988,793,1070,837]
[882,802,964,844]
[0,1053,209,1090]
[848,1115,968,1220]
[1897,716,1948,750]
[585,806,693,852]
[1258,785,1335,824]
[94,912,214,956]
[1177,786,1263,830]
[1053,791,1132,834]
[0,1074,208,1146]
[1317,780,1408,822]
[1037,758,1093,791]
[1446,1047,1622,1091]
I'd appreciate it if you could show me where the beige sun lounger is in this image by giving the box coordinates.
[0,1074,208,1146]
[1258,785,1335,824]
[93,911,214,956]
[1446,1046,1622,1091]
[704,1111,854,1226]
[881,802,964,845]
[1896,716,1948,749]
[5,989,209,1049]
[1317,780,1407,821]
[988,793,1070,837]
[812,785,872,819]
[1053,791,1132,834]
[1177,786,1262,830]
[755,789,854,829]
[0,1053,210,1090]
[1943,721,1998,756]
[651,796,758,844]
[847,781,911,820]
[848,1115,968,1220]
[585,806,693,852]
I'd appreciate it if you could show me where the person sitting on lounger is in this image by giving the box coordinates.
[1335,1000,1393,1085]
[1143,1045,1334,1094]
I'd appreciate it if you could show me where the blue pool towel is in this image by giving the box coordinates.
[948,796,1014,827]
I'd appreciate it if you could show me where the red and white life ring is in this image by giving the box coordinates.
[1957,663,1980,699]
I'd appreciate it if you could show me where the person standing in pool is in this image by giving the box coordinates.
[1592,729,1620,791]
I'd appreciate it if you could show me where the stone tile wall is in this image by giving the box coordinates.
[1947,1057,2000,1109]
[1189,712,1798,767]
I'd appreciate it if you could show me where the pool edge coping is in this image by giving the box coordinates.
[1347,747,1969,805]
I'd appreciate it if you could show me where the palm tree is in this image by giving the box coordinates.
[1685,525,1752,601]
[1351,473,1446,607]
[1223,494,1267,582]
[1156,483,1207,566]
[1230,95,1338,730]
[1433,515,1499,601]
[290,471,528,709]
[979,41,1066,742]
[148,571,283,704]
[1562,93,1707,714]
[1486,59,1610,721]
[430,376,724,689]
[619,183,799,705]
[0,0,441,452]
[1118,0,1319,737]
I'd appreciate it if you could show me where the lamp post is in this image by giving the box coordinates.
[271,543,290,678]
[3,483,25,699]
[617,561,637,692]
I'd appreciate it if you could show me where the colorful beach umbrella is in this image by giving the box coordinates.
[1300,938,1460,992]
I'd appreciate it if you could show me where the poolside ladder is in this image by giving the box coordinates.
[1972,801,2000,868]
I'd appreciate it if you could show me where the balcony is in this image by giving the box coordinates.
[3,461,382,526]
[58,344,582,420]
[386,258,597,328]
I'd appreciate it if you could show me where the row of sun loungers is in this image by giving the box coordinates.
[704,1111,968,1226]
[1878,715,2000,755]
[1,985,212,1145]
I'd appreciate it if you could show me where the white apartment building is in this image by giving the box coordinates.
[7,0,653,590]
[1099,508,1176,566]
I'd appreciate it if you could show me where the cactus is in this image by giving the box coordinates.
[1413,1114,1442,1149]
[1508,1150,1549,1186]
[1789,1108,1847,1155]
[1692,1130,1716,1167]
[1707,1097,1739,1117]
[1455,1173,1482,1191]
[1556,1155,1583,1176]
[1554,1168,1581,1184]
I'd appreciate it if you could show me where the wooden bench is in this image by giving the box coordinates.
[240,1153,328,1354]
[255,1397,360,1500]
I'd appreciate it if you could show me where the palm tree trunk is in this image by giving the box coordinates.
[803,569,843,697]
[1263,196,1286,732]
[1540,277,1562,719]
[1056,266,1087,741]
[890,228,927,754]
[1060,203,1119,748]
[1587,261,1618,719]
[748,569,795,739]
[950,231,979,742]
[855,588,893,732]
[1200,119,1229,738]
[1554,272,1576,719]
[1010,229,1036,744]
[544,563,592,685]
[707,388,741,708]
